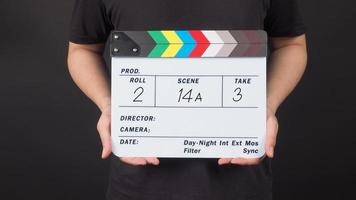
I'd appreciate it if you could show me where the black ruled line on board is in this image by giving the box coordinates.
[118,136,258,139]
[118,106,259,108]
[119,74,260,77]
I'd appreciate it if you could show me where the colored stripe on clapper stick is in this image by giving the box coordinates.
[215,31,238,57]
[188,30,210,57]
[148,31,169,57]
[201,30,224,57]
[175,30,196,57]
[161,31,183,57]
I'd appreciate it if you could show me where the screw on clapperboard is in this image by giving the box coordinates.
[113,48,119,54]
[113,34,120,54]
[113,34,120,40]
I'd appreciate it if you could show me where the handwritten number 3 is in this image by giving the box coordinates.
[233,87,242,102]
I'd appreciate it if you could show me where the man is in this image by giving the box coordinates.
[67,0,307,199]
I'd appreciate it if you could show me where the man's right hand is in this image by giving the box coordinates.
[96,104,160,166]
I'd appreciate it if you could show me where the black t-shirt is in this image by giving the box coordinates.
[69,0,306,200]
[69,0,306,44]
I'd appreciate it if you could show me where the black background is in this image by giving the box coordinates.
[1,0,355,199]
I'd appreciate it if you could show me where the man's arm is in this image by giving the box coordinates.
[67,42,159,165]
[67,43,110,111]
[264,34,307,158]
[267,35,308,115]
[218,34,307,165]
[67,42,111,158]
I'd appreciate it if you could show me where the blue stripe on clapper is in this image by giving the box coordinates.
[175,31,197,57]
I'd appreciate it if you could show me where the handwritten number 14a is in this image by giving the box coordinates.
[178,88,203,103]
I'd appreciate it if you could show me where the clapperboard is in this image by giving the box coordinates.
[110,30,267,158]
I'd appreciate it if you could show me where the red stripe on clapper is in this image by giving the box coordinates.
[188,30,210,57]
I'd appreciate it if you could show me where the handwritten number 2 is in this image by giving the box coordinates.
[133,87,144,102]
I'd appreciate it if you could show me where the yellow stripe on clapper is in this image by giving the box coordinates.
[161,31,183,57]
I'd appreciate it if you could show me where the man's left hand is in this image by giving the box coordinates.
[218,107,279,165]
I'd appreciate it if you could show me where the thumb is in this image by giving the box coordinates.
[97,116,112,159]
[265,116,278,158]
[101,137,112,159]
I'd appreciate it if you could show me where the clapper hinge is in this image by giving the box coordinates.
[110,31,141,57]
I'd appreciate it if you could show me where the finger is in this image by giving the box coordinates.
[230,158,261,165]
[265,116,278,158]
[218,158,232,165]
[145,157,160,165]
[120,157,147,165]
[97,117,112,159]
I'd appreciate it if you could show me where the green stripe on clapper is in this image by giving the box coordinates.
[148,31,169,57]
